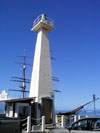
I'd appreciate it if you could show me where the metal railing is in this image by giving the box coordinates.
[33,14,54,28]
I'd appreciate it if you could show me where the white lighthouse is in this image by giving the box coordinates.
[30,14,54,100]
[30,14,55,124]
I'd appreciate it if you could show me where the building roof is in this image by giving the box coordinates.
[0,97,35,103]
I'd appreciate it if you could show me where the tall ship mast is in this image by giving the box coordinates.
[10,50,30,98]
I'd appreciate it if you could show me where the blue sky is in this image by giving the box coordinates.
[0,0,100,111]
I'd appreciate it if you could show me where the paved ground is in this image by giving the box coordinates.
[50,128,69,133]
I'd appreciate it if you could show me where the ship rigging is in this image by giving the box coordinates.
[9,50,32,98]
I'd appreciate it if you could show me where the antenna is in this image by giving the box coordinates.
[10,49,32,98]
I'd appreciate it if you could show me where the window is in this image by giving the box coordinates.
[72,120,87,130]
[71,118,100,131]
[93,119,100,131]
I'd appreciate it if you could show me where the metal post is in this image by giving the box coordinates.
[27,116,31,132]
[74,115,77,122]
[42,116,45,131]
[41,14,46,20]
[78,115,80,120]
[55,115,58,127]
[86,115,88,118]
[93,94,96,116]
[61,115,64,128]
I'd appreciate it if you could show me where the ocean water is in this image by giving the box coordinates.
[0,103,5,114]
[0,102,100,117]
[77,110,100,116]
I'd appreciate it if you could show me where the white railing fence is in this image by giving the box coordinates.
[55,115,88,128]
[33,14,54,27]
[21,116,45,132]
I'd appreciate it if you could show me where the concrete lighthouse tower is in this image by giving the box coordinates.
[30,14,55,124]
